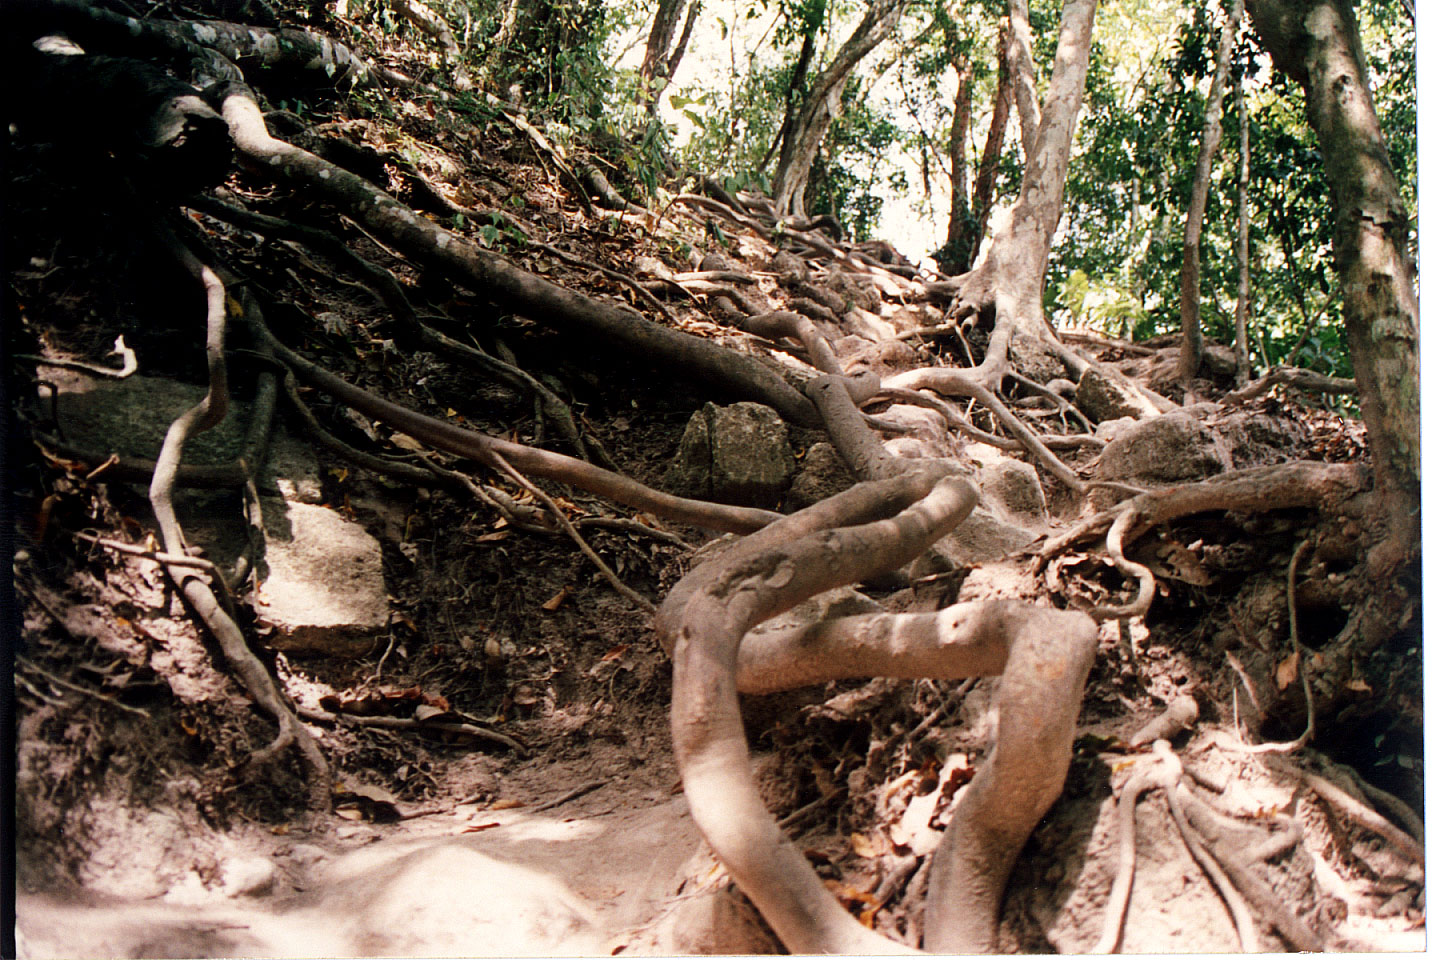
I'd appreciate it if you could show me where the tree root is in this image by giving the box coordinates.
[490,454,655,614]
[1222,365,1357,404]
[251,314,783,533]
[216,84,820,426]
[147,233,330,811]
[656,466,1099,952]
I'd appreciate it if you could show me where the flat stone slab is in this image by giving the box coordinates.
[252,498,389,657]
[665,402,795,507]
[43,371,322,502]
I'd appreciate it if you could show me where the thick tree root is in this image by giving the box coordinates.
[656,467,1098,953]
[148,235,330,811]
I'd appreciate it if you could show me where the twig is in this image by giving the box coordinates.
[16,335,138,379]
[778,788,843,831]
[299,705,529,756]
[72,530,225,575]
[491,454,656,614]
[1214,539,1314,754]
[16,655,152,717]
[532,779,606,812]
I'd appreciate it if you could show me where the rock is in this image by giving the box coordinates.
[665,402,794,507]
[978,459,1048,529]
[219,855,276,897]
[832,337,923,379]
[647,887,782,955]
[1094,412,1232,485]
[1074,367,1163,422]
[784,441,853,509]
[44,371,322,502]
[251,498,389,656]
[769,249,809,281]
[942,507,1040,565]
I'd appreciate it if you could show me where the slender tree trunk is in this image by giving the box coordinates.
[663,2,701,88]
[1006,0,1041,161]
[939,54,974,273]
[1234,82,1252,383]
[1249,0,1419,574]
[964,18,1013,270]
[772,0,908,217]
[1177,0,1243,380]
[639,0,698,107]
[759,13,821,171]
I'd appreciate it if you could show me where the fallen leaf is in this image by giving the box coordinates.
[489,798,524,810]
[1275,650,1300,690]
[541,587,569,611]
[462,822,502,833]
[390,433,425,452]
[1347,675,1373,693]
[850,832,881,859]
[598,644,630,663]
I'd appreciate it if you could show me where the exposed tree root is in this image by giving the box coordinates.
[146,233,330,811]
[250,314,783,534]
[656,467,1098,953]
[1221,364,1357,403]
[217,85,820,427]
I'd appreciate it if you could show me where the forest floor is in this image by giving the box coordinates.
[8,18,1425,956]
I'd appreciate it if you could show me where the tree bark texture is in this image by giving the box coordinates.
[772,0,907,217]
[963,17,1014,271]
[1248,0,1419,573]
[1234,83,1252,383]
[639,0,685,102]
[938,40,974,274]
[1177,0,1243,380]
[1005,0,1041,162]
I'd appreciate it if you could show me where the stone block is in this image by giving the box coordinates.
[251,498,389,656]
[1094,411,1232,485]
[1074,367,1163,423]
[664,402,794,507]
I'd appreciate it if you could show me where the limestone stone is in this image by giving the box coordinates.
[45,371,321,502]
[941,507,1040,565]
[251,498,389,656]
[1074,367,1163,422]
[1094,411,1232,485]
[664,402,795,507]
[978,459,1048,529]
[784,441,854,509]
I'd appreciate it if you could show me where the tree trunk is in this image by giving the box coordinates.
[938,53,973,274]
[771,0,907,217]
[638,0,685,105]
[1248,0,1419,574]
[1234,81,1252,384]
[1005,0,1041,162]
[662,1,701,89]
[1177,0,1242,380]
[964,18,1013,270]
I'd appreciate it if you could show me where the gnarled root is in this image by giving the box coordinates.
[656,466,1099,953]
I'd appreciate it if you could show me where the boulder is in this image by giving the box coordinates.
[978,459,1048,530]
[665,402,795,507]
[1074,366,1164,422]
[1094,411,1232,485]
[251,498,389,656]
[784,441,854,509]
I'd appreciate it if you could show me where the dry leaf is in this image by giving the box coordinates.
[1346,675,1373,693]
[849,832,880,859]
[462,822,502,833]
[1275,650,1300,690]
[390,433,425,452]
[475,531,511,543]
[599,644,630,663]
[489,798,524,810]
[541,587,569,611]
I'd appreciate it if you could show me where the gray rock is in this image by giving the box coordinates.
[665,403,795,507]
[978,459,1048,529]
[1094,411,1232,485]
[1074,367,1164,422]
[45,371,321,502]
[942,507,1040,565]
[784,441,854,509]
[252,498,389,656]
[220,855,276,898]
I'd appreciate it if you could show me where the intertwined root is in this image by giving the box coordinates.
[655,468,1097,953]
